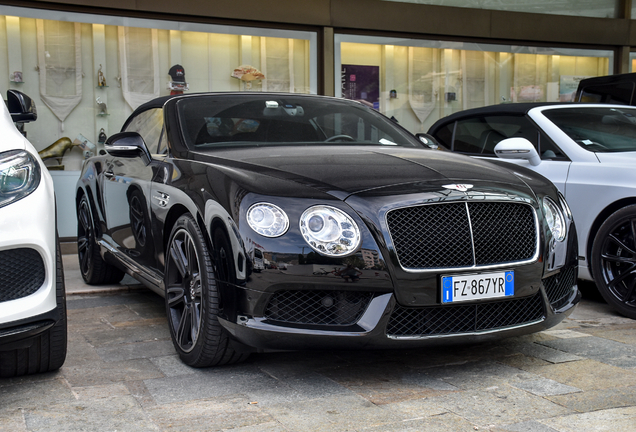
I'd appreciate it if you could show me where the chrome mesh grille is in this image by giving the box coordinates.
[387,291,545,337]
[264,290,375,326]
[386,202,536,270]
[0,248,46,303]
[543,265,577,311]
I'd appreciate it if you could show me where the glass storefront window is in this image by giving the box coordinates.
[335,35,613,134]
[383,0,618,18]
[0,7,317,171]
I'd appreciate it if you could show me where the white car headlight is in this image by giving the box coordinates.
[247,203,289,237]
[0,150,41,209]
[542,196,566,242]
[300,205,361,256]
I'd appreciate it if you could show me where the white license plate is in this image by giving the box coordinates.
[441,271,514,304]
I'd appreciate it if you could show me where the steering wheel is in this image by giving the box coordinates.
[325,134,355,142]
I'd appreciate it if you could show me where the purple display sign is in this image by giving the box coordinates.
[341,65,380,110]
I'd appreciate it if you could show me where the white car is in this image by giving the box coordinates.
[428,103,636,319]
[0,90,67,376]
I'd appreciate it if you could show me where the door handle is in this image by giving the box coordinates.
[104,170,114,178]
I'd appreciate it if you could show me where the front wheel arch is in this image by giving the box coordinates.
[587,197,636,279]
[590,204,636,319]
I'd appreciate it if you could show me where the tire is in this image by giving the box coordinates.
[164,214,249,367]
[591,204,636,319]
[0,238,67,377]
[77,194,125,285]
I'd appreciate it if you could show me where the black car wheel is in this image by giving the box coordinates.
[591,204,636,319]
[0,237,67,377]
[77,194,124,284]
[164,214,249,367]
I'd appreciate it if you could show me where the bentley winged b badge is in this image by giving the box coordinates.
[443,184,474,192]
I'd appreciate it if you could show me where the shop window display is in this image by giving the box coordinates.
[0,11,315,174]
[336,36,612,135]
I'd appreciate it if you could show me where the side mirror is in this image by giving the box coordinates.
[415,133,440,150]
[7,90,37,123]
[105,132,152,165]
[494,137,541,166]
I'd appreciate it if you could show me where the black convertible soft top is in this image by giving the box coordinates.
[428,102,571,135]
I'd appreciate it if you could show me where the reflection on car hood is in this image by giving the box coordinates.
[192,145,528,197]
[594,151,636,164]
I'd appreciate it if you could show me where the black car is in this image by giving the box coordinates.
[76,93,579,367]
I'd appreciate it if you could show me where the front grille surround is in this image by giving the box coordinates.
[0,248,46,303]
[386,201,539,272]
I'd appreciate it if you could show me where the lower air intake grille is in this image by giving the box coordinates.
[544,265,577,311]
[0,248,46,303]
[387,292,545,337]
[264,290,375,325]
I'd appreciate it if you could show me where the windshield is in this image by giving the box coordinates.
[542,107,636,153]
[175,94,419,150]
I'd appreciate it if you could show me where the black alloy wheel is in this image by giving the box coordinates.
[591,204,636,319]
[76,194,124,284]
[166,224,202,354]
[164,214,249,367]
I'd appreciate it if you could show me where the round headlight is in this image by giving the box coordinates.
[300,205,361,256]
[542,196,566,242]
[247,203,289,237]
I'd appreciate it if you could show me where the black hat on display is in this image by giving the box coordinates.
[169,64,186,83]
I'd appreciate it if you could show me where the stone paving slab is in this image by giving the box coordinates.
[538,336,636,369]
[509,377,581,397]
[144,395,274,431]
[541,406,636,432]
[23,396,157,432]
[426,385,573,427]
[505,358,636,392]
[546,385,636,412]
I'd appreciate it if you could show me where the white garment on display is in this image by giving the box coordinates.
[261,38,294,92]
[36,20,82,125]
[408,47,438,132]
[118,26,160,110]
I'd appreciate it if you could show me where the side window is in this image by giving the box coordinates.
[538,131,567,161]
[157,129,167,155]
[453,115,537,156]
[433,122,453,150]
[124,108,165,154]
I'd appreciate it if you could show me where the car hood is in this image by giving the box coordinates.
[595,151,636,164]
[191,146,530,198]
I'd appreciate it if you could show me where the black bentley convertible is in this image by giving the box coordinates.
[76,93,580,367]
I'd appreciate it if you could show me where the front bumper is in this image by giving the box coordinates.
[0,165,58,328]
[220,265,580,351]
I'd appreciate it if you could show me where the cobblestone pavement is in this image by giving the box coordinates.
[2,256,636,431]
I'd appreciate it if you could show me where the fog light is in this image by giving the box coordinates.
[321,296,334,307]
